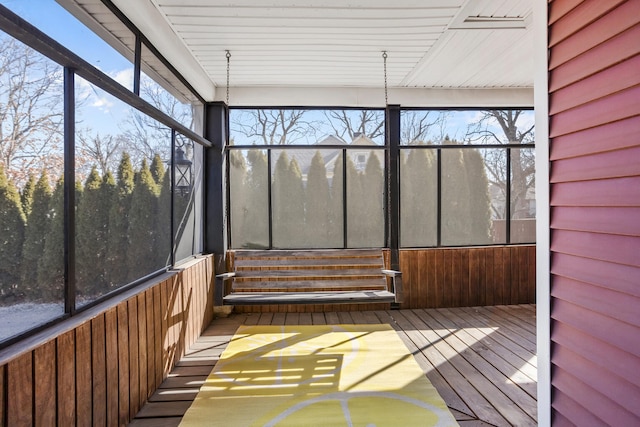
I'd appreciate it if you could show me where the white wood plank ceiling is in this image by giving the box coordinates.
[64,0,534,106]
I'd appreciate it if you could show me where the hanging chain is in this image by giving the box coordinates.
[382,51,388,105]
[225,50,231,105]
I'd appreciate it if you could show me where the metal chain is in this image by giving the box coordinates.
[382,51,388,105]
[225,50,231,105]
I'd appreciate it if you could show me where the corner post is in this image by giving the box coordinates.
[204,102,228,274]
[386,104,401,270]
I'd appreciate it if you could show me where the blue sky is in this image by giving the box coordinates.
[1,0,135,136]
[1,1,534,146]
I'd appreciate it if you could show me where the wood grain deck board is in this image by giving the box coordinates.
[132,305,538,427]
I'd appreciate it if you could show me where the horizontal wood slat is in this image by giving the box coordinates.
[552,367,638,426]
[224,290,396,305]
[551,276,639,326]
[549,0,640,69]
[235,268,384,278]
[550,115,640,160]
[0,255,215,427]
[551,321,640,387]
[549,54,640,115]
[548,0,627,47]
[398,246,535,309]
[550,206,640,237]
[233,279,387,290]
[551,336,640,418]
[550,176,640,207]
[548,0,586,26]
[551,229,640,267]
[551,299,640,359]
[551,388,606,427]
[550,145,640,182]
[551,253,640,297]
[549,24,640,93]
[549,83,640,137]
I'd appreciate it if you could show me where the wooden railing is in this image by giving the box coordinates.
[0,255,215,426]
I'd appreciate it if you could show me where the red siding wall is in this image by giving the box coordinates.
[548,0,640,425]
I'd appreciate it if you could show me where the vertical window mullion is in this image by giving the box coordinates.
[342,148,347,249]
[133,33,142,96]
[436,148,442,248]
[386,105,400,269]
[63,67,76,315]
[267,149,273,249]
[506,147,512,245]
[170,129,176,266]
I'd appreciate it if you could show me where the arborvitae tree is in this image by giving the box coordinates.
[271,151,290,247]
[150,153,165,186]
[243,150,269,248]
[464,148,492,244]
[228,150,248,247]
[345,154,365,246]
[345,152,385,248]
[271,152,305,248]
[158,168,172,266]
[0,165,26,302]
[21,174,36,219]
[305,151,334,247]
[38,177,64,301]
[107,152,135,286]
[442,147,471,245]
[101,171,117,282]
[76,167,110,299]
[401,148,437,246]
[127,159,161,280]
[329,153,344,246]
[21,171,52,293]
[360,153,385,247]
[288,158,306,247]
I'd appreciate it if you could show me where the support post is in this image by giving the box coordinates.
[63,67,76,315]
[204,102,228,275]
[386,104,401,270]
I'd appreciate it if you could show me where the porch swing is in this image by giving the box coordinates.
[215,52,403,307]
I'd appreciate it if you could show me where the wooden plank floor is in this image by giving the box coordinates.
[129,305,537,427]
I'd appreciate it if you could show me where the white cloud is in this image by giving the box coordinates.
[110,68,134,89]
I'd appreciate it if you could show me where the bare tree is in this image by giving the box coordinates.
[400,110,451,144]
[322,110,385,143]
[231,109,315,145]
[0,36,64,186]
[465,110,535,220]
[122,76,194,164]
[76,130,126,177]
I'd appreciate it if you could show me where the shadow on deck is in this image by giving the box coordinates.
[130,304,537,427]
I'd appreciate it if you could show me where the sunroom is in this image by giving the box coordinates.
[0,1,638,426]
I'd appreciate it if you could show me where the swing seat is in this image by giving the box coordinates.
[215,249,402,306]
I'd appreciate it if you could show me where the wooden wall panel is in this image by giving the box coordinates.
[57,330,75,426]
[91,314,107,426]
[34,340,56,426]
[0,254,216,427]
[104,308,119,426]
[548,4,640,423]
[75,323,92,426]
[397,246,535,309]
[7,353,32,426]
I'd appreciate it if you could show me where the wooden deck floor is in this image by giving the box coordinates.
[130,305,537,427]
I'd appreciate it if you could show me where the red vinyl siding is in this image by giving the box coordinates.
[548,0,640,425]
